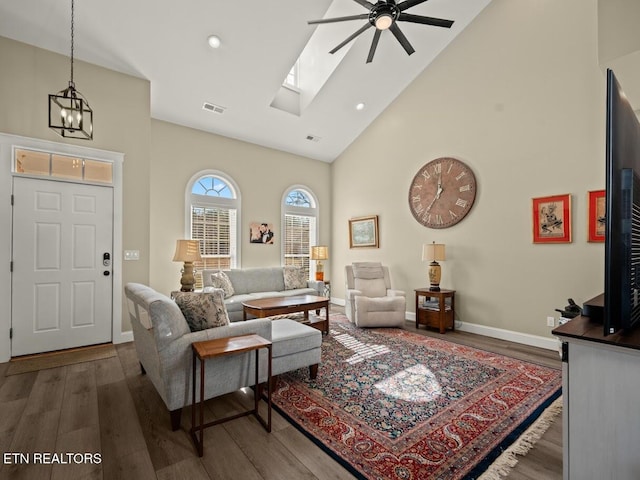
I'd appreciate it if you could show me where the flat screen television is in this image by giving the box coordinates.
[604,69,640,335]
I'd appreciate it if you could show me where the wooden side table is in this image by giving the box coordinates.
[191,334,272,457]
[415,288,455,334]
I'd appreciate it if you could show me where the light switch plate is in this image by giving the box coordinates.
[124,250,140,261]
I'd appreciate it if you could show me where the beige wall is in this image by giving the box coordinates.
[0,36,151,333]
[149,120,332,296]
[598,0,640,112]
[598,0,640,63]
[331,0,605,340]
[0,0,625,348]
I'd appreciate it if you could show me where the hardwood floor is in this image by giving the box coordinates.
[0,312,562,480]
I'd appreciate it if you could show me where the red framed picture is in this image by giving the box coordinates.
[532,194,572,243]
[587,189,605,242]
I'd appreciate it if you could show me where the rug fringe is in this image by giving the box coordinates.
[478,396,563,480]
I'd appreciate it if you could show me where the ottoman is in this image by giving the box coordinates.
[271,319,322,383]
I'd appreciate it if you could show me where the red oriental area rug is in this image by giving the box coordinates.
[272,316,562,480]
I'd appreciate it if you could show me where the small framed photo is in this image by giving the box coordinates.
[532,194,572,243]
[349,215,379,248]
[249,222,275,244]
[587,189,605,242]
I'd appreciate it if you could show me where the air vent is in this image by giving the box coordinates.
[306,134,321,142]
[202,102,225,114]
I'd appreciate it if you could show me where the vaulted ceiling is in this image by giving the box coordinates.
[0,0,491,162]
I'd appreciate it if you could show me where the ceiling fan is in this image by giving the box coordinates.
[308,0,454,63]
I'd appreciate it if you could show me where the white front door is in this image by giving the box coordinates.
[11,177,114,356]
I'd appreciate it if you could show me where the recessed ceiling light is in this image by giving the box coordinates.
[207,35,221,49]
[356,103,365,111]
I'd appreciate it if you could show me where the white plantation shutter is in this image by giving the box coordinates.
[187,172,240,289]
[191,205,236,272]
[283,187,319,279]
[284,214,316,274]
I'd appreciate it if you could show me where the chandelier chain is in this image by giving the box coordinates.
[70,0,75,84]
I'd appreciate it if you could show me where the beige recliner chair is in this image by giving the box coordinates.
[345,262,406,327]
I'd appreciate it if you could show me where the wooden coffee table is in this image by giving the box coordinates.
[242,295,330,334]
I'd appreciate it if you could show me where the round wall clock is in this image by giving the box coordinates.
[408,157,477,229]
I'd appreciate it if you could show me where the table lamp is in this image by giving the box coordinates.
[172,239,202,291]
[422,242,446,291]
[310,245,329,281]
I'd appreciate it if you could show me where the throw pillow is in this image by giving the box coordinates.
[283,265,307,290]
[210,271,235,298]
[171,289,230,332]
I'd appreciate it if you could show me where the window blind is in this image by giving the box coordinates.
[191,205,236,288]
[284,214,315,277]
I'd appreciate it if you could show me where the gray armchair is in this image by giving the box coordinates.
[345,262,406,327]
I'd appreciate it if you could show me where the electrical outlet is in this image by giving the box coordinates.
[546,316,555,327]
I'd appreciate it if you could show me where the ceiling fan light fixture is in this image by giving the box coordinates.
[308,0,454,64]
[375,14,393,30]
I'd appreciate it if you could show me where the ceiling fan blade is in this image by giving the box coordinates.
[329,23,373,54]
[366,29,382,63]
[397,0,429,12]
[398,13,454,28]
[308,14,370,25]
[352,0,376,9]
[389,23,415,56]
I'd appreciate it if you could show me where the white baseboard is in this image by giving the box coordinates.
[114,330,133,344]
[454,321,559,351]
[332,297,557,351]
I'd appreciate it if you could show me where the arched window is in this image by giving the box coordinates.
[282,186,318,278]
[186,171,240,287]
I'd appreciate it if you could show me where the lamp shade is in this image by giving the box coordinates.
[422,242,446,262]
[172,240,202,262]
[311,245,329,260]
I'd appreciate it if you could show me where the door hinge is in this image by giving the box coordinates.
[11,194,14,206]
[9,328,12,339]
[561,342,568,363]
[10,261,13,273]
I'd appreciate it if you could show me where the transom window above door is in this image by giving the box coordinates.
[14,148,113,185]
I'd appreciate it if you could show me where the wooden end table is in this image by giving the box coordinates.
[415,288,455,334]
[190,334,272,457]
[242,295,330,334]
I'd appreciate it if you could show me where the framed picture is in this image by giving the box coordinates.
[588,189,606,242]
[349,215,379,248]
[249,222,275,244]
[532,194,572,243]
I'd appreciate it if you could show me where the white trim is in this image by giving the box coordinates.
[455,321,558,351]
[0,132,124,362]
[405,310,557,350]
[116,331,133,344]
[332,296,559,352]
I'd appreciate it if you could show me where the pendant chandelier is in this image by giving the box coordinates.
[48,0,93,140]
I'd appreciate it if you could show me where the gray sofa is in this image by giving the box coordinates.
[124,283,322,430]
[202,267,324,322]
